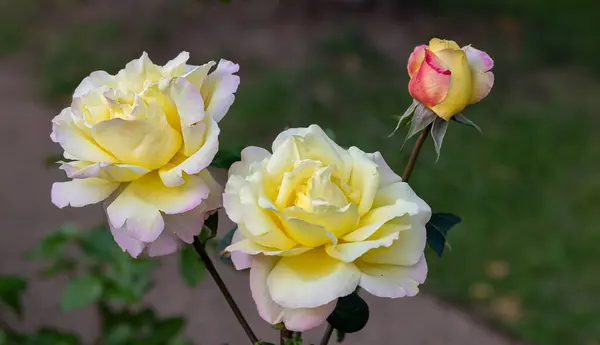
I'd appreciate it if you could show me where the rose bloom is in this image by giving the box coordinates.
[408,38,494,120]
[51,52,239,257]
[224,125,430,331]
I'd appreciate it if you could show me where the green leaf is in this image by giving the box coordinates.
[389,99,418,137]
[79,226,120,261]
[327,292,369,333]
[217,227,237,264]
[451,113,482,134]
[153,317,184,343]
[431,116,450,162]
[26,224,80,260]
[211,147,243,169]
[179,245,205,287]
[60,274,103,311]
[104,324,133,345]
[401,103,436,151]
[0,275,27,316]
[426,213,461,256]
[40,258,77,278]
[24,329,80,345]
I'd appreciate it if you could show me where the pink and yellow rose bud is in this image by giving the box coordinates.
[407,38,494,120]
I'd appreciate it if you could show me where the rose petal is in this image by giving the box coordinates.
[200,59,240,123]
[428,38,461,53]
[267,249,360,309]
[147,230,180,257]
[325,231,399,263]
[356,255,428,298]
[59,161,149,182]
[158,119,219,187]
[408,50,451,108]
[91,107,181,170]
[429,48,472,120]
[52,178,120,208]
[366,151,402,187]
[51,108,117,163]
[360,220,427,266]
[282,300,337,332]
[250,256,285,325]
[463,46,494,72]
[348,147,380,216]
[470,71,494,104]
[407,44,427,78]
[230,230,253,270]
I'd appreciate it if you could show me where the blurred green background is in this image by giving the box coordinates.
[1,0,599,344]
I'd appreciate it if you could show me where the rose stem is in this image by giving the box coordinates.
[319,124,432,345]
[192,238,259,344]
[319,325,335,345]
[402,124,432,182]
[280,328,293,345]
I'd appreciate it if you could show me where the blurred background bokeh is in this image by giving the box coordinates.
[1,0,599,344]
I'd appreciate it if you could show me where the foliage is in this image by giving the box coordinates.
[2,224,203,344]
[426,213,462,257]
[327,292,369,334]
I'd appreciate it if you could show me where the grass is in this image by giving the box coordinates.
[216,31,600,345]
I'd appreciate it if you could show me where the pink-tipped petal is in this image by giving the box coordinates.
[230,230,253,270]
[51,178,120,209]
[108,221,145,258]
[250,256,285,325]
[282,300,337,332]
[408,50,451,107]
[147,231,180,257]
[470,71,495,104]
[463,46,494,72]
[407,45,427,78]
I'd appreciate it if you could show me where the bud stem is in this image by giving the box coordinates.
[192,238,259,344]
[402,124,432,182]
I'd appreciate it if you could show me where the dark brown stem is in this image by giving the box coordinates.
[192,238,258,344]
[319,324,334,345]
[402,124,432,182]
[280,328,293,345]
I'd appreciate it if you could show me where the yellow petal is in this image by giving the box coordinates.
[51,108,117,163]
[267,249,361,309]
[92,105,181,170]
[356,256,427,298]
[428,38,460,53]
[360,221,426,266]
[275,160,321,209]
[348,147,380,216]
[52,178,120,208]
[429,48,472,120]
[325,231,399,263]
[59,161,149,182]
[158,120,218,187]
[283,203,359,239]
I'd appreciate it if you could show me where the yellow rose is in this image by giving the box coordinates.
[51,52,239,257]
[224,125,430,331]
[407,38,494,120]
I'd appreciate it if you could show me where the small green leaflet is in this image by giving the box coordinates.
[217,227,237,264]
[179,245,205,287]
[426,213,461,256]
[327,292,369,333]
[0,275,27,316]
[60,274,103,311]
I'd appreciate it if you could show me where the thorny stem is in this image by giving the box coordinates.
[319,125,432,345]
[402,124,432,182]
[192,238,259,344]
